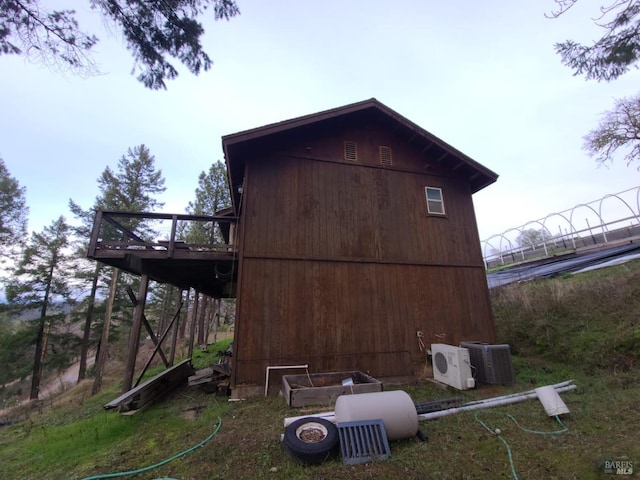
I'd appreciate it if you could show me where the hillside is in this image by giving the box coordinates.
[0,261,639,479]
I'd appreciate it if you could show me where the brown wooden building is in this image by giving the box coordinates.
[223,98,499,391]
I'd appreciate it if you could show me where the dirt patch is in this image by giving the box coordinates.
[180,406,206,420]
[0,356,96,418]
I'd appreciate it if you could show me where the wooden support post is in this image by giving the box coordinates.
[229,223,236,247]
[204,297,214,345]
[93,267,119,395]
[78,263,100,383]
[169,289,183,366]
[168,215,178,257]
[188,290,199,358]
[197,295,207,347]
[212,298,221,344]
[87,209,103,257]
[179,288,190,339]
[123,274,149,393]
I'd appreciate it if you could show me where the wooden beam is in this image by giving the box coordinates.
[436,152,449,163]
[134,305,183,388]
[101,213,146,243]
[125,286,170,368]
[169,289,183,366]
[188,290,200,358]
[122,274,150,393]
[168,215,178,257]
[104,359,193,412]
[87,210,103,257]
[125,286,137,305]
[92,268,119,395]
[142,316,170,367]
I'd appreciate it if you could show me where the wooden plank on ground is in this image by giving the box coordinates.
[104,359,194,411]
[188,363,231,387]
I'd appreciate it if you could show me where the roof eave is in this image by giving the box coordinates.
[222,98,499,205]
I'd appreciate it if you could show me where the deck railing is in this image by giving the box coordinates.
[88,210,238,258]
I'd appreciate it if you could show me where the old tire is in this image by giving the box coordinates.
[282,417,339,465]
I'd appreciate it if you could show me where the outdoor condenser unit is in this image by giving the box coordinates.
[459,342,515,386]
[431,344,475,390]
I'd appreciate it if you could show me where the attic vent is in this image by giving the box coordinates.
[379,146,392,165]
[344,141,358,161]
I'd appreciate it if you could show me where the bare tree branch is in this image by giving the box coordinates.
[0,0,240,89]
[545,0,580,19]
[584,94,640,167]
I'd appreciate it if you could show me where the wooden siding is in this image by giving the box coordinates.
[243,154,483,266]
[233,260,494,386]
[230,117,495,387]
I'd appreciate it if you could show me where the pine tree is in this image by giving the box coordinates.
[99,144,166,213]
[69,144,166,393]
[185,161,233,347]
[0,307,35,386]
[5,216,74,400]
[0,157,28,272]
[186,160,231,243]
[187,161,231,215]
[68,199,106,383]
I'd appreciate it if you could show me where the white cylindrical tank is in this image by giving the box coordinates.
[334,391,418,441]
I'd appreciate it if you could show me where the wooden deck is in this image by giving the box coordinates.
[88,210,238,298]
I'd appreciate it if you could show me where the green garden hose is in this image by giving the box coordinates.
[82,417,222,480]
[474,411,568,480]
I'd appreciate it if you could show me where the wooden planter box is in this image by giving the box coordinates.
[282,371,382,407]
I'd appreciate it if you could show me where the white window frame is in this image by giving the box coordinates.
[425,187,446,215]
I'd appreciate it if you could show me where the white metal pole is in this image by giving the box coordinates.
[265,364,309,397]
[417,385,576,421]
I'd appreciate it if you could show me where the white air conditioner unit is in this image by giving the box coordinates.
[431,343,475,390]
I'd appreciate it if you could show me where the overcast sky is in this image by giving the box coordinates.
[1,0,639,243]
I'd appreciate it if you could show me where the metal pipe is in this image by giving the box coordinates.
[417,385,576,421]
[265,364,309,397]
[460,380,574,407]
[284,411,336,427]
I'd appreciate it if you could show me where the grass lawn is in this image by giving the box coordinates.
[1,262,639,479]
[0,356,637,480]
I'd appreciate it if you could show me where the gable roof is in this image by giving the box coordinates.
[222,98,498,212]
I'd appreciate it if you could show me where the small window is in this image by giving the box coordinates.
[379,146,392,165]
[344,141,357,161]
[425,187,445,215]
